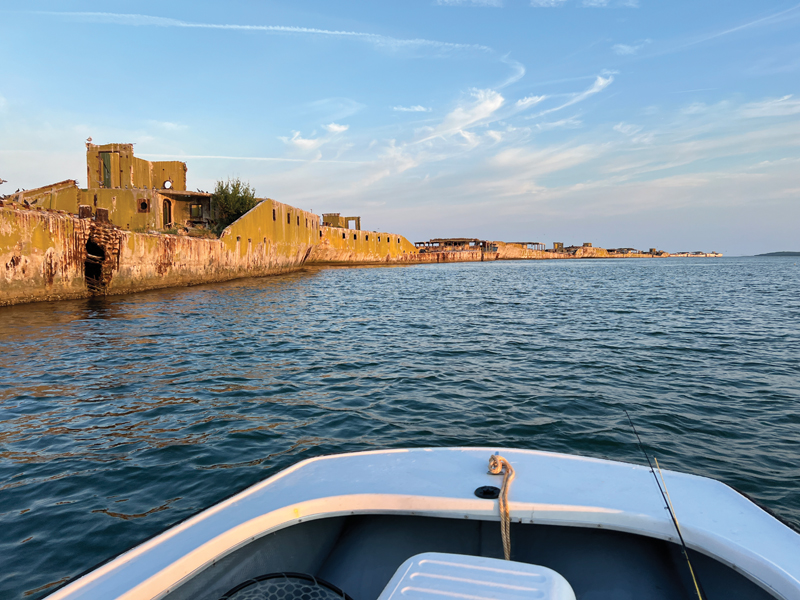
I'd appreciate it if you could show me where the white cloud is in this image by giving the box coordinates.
[486,130,504,142]
[499,55,526,87]
[528,75,613,119]
[536,116,582,130]
[612,39,650,55]
[418,88,505,143]
[393,105,432,112]
[583,0,609,6]
[323,123,349,133]
[48,12,494,53]
[740,95,800,118]
[530,0,567,6]
[516,95,547,109]
[613,122,642,136]
[436,0,503,5]
[279,131,325,152]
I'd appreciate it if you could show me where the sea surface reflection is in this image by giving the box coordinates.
[1,257,799,599]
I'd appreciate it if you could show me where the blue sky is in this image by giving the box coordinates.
[1,1,799,254]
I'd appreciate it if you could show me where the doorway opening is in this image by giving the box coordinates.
[85,239,106,294]
[163,199,172,228]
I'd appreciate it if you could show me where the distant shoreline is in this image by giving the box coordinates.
[755,251,800,257]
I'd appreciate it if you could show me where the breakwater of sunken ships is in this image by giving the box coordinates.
[0,143,721,307]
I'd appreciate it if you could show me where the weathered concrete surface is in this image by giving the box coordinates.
[308,226,418,264]
[494,242,671,260]
[1,205,91,304]
[307,226,501,265]
[495,242,613,259]
[0,199,319,307]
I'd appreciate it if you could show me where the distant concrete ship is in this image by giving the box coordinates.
[1,143,721,307]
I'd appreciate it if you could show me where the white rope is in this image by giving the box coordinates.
[488,454,515,560]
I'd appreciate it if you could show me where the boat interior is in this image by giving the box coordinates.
[163,514,779,600]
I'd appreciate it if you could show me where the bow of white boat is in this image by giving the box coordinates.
[47,447,800,600]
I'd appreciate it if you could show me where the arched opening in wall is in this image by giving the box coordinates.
[163,199,172,228]
[85,240,106,294]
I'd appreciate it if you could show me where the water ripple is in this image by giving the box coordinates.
[0,257,799,599]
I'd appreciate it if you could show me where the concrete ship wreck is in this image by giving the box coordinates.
[0,143,721,307]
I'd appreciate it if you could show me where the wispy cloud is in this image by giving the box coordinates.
[322,123,349,133]
[418,88,505,143]
[393,105,432,112]
[43,12,493,53]
[305,98,365,121]
[612,39,651,55]
[583,0,609,6]
[527,75,613,119]
[516,95,547,109]
[740,95,800,118]
[140,153,364,164]
[657,3,800,56]
[436,0,503,6]
[536,116,582,130]
[499,55,526,87]
[613,122,642,136]
[530,0,567,6]
[147,120,187,131]
[279,131,326,152]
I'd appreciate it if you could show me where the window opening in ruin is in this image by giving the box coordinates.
[378,236,381,242]
[366,235,369,241]
[273,209,276,221]
[287,213,291,224]
[319,231,323,237]
[297,216,300,226]
[100,153,112,188]
[342,232,346,239]
[190,204,202,218]
[162,199,171,227]
[353,233,357,240]
[305,218,308,227]
[84,240,106,293]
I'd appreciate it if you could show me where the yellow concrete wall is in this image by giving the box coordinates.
[86,144,187,191]
[308,226,418,263]
[0,205,90,304]
[0,203,321,306]
[151,161,187,191]
[11,181,81,213]
[84,189,160,231]
[221,199,319,265]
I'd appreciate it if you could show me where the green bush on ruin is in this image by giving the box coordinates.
[211,178,259,234]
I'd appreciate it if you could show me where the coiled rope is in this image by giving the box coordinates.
[488,454,515,560]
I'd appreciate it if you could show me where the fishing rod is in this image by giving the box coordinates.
[623,409,707,600]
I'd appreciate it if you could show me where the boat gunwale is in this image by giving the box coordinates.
[44,447,800,600]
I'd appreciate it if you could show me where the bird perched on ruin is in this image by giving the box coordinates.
[87,137,92,143]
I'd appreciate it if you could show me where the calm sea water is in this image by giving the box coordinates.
[1,257,798,599]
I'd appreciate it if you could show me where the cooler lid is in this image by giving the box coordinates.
[377,552,576,600]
